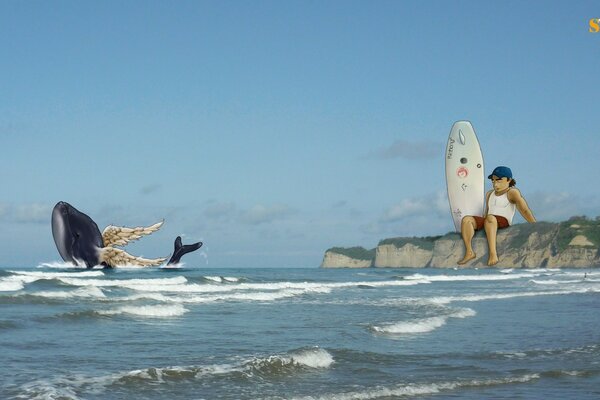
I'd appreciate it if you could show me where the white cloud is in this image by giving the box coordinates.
[527,191,599,221]
[0,203,53,224]
[380,192,448,223]
[203,201,236,220]
[239,204,295,225]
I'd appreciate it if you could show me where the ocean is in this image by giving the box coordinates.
[1,264,599,399]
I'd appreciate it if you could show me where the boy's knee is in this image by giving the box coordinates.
[461,216,475,226]
[485,215,496,224]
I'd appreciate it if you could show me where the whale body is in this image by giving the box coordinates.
[51,201,202,268]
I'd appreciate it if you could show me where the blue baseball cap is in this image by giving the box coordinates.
[488,166,513,179]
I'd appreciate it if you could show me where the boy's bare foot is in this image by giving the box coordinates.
[458,252,476,265]
[487,254,499,266]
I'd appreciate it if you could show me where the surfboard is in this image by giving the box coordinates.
[445,121,485,232]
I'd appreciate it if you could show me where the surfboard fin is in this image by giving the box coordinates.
[167,236,203,265]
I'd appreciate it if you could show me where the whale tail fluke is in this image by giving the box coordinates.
[167,236,203,265]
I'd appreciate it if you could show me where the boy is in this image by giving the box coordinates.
[458,166,536,266]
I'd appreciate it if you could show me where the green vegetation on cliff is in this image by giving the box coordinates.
[556,216,600,251]
[326,246,375,261]
[505,221,557,250]
[378,236,441,251]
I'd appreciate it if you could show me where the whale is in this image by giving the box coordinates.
[51,201,202,268]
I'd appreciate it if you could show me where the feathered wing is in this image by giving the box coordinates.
[101,221,164,247]
[99,247,167,267]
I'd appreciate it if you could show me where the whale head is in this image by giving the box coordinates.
[51,201,103,268]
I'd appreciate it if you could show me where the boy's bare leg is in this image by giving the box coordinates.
[458,216,477,264]
[484,215,499,266]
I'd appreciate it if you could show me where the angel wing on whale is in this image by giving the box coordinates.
[51,201,202,268]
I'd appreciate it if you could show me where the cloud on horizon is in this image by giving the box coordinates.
[140,184,162,195]
[0,203,53,224]
[239,204,296,225]
[380,192,447,223]
[528,191,600,221]
[203,201,237,220]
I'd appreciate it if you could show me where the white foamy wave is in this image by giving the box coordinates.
[0,270,104,292]
[0,280,24,291]
[116,287,331,304]
[27,286,106,299]
[288,348,334,369]
[37,261,81,269]
[427,287,598,305]
[404,272,537,282]
[203,276,240,283]
[500,268,514,274]
[529,279,588,285]
[0,274,42,291]
[57,276,188,288]
[53,277,423,295]
[289,374,540,400]
[372,308,476,335]
[98,304,188,317]
[14,348,334,398]
[17,379,80,400]
[10,270,105,278]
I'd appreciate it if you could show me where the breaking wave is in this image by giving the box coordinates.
[426,287,599,304]
[371,308,476,335]
[13,348,334,399]
[287,374,540,400]
[97,304,188,318]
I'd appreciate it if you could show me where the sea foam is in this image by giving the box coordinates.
[98,304,188,317]
[372,308,476,335]
[288,374,540,400]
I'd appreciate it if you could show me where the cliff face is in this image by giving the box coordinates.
[321,251,372,268]
[321,218,600,268]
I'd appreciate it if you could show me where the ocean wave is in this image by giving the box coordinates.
[493,344,600,360]
[403,272,538,282]
[52,277,424,295]
[115,287,331,304]
[0,320,19,330]
[57,276,188,288]
[24,286,106,299]
[37,261,86,269]
[203,276,240,283]
[427,287,599,304]
[286,374,540,400]
[12,348,333,398]
[0,274,43,292]
[0,270,105,292]
[97,304,188,317]
[10,270,105,278]
[371,308,476,335]
[529,279,591,285]
[0,280,25,292]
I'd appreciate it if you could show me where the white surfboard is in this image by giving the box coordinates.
[445,121,485,232]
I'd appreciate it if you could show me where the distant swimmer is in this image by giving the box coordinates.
[458,166,536,266]
[51,201,202,268]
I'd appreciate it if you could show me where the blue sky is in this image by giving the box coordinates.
[1,1,599,267]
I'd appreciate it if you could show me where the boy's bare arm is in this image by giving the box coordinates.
[483,190,492,217]
[508,189,536,223]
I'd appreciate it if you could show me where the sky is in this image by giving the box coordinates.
[1,0,599,268]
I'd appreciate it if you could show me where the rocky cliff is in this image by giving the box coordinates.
[321,217,600,268]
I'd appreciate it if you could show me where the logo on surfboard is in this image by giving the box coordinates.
[456,167,469,178]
